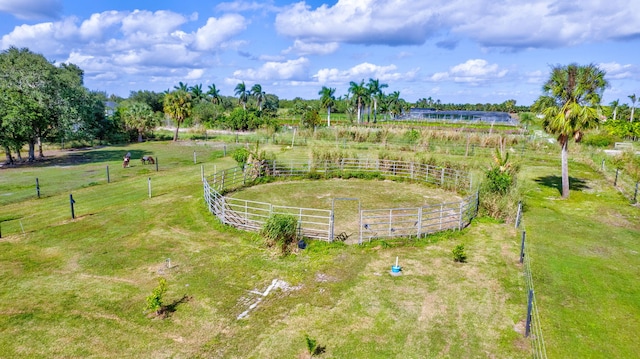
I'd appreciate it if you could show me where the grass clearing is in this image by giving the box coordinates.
[0,140,529,357]
[4,132,638,358]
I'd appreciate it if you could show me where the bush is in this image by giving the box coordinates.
[582,132,617,147]
[452,244,467,263]
[261,214,299,254]
[485,167,513,194]
[231,148,250,166]
[145,277,167,315]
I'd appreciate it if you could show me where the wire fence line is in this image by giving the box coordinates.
[515,203,548,359]
[596,158,640,204]
[203,158,479,242]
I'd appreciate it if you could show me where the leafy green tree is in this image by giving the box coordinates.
[533,63,608,198]
[163,90,192,141]
[128,90,164,113]
[0,47,98,160]
[301,106,321,129]
[318,86,336,127]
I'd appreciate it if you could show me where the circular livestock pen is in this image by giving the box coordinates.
[203,158,479,243]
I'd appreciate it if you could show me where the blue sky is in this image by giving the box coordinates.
[1,0,639,106]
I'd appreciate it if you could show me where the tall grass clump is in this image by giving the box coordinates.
[479,147,522,223]
[261,214,299,254]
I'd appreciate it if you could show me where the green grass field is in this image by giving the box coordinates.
[1,135,638,358]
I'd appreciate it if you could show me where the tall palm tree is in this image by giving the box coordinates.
[348,80,367,124]
[629,94,637,123]
[609,99,620,120]
[533,63,608,199]
[386,91,404,119]
[122,101,156,142]
[318,86,336,127]
[163,90,192,141]
[207,84,221,105]
[189,84,205,103]
[251,84,266,111]
[367,78,388,123]
[234,81,249,110]
[174,81,189,92]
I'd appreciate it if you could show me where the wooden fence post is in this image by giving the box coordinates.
[614,168,619,186]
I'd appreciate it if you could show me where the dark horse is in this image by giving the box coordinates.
[141,155,155,165]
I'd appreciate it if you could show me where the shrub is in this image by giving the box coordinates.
[262,214,299,254]
[145,277,167,315]
[231,148,250,167]
[452,244,467,263]
[485,167,513,194]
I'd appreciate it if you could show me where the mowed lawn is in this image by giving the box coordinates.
[521,155,640,358]
[0,141,529,358]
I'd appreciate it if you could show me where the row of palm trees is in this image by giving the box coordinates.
[608,94,637,122]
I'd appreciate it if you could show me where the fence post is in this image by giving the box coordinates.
[614,168,619,186]
[417,207,422,237]
[601,159,605,171]
[36,178,40,198]
[201,165,204,182]
[525,289,534,337]
[148,178,152,198]
[70,194,76,219]
[155,156,159,172]
[440,168,445,186]
[515,201,522,229]
[193,151,197,164]
[634,181,639,204]
[520,230,526,263]
[458,202,464,230]
[106,166,110,183]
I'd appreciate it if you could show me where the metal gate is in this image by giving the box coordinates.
[330,198,361,244]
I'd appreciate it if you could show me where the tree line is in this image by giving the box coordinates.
[2,47,638,167]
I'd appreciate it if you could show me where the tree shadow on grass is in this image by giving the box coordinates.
[534,175,589,195]
[5,147,155,168]
[158,294,192,318]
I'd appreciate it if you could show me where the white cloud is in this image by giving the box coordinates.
[185,68,205,80]
[232,57,310,81]
[120,10,188,36]
[193,14,247,51]
[430,59,507,84]
[283,40,339,55]
[276,0,439,46]
[314,62,419,83]
[525,70,545,84]
[215,1,279,13]
[1,17,78,54]
[275,0,640,50]
[78,11,127,41]
[599,62,637,80]
[0,0,61,20]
